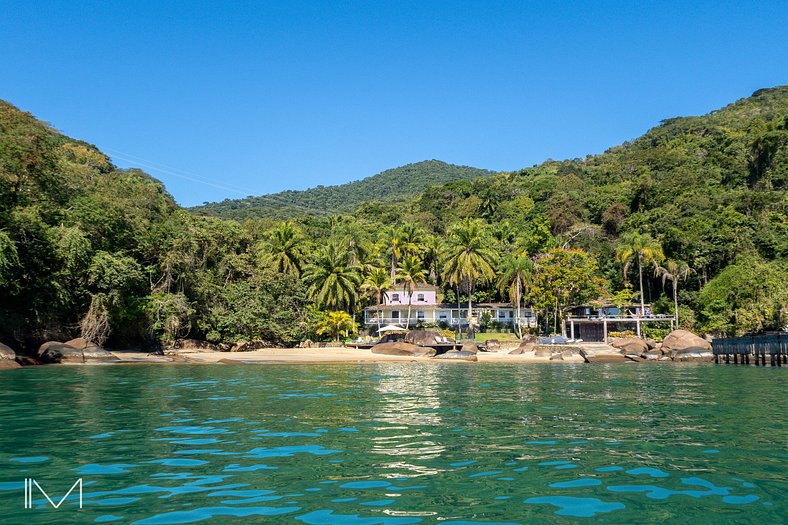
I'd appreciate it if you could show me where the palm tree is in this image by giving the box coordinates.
[441,219,496,332]
[615,232,664,317]
[497,254,534,338]
[379,225,419,281]
[302,242,361,313]
[361,267,392,333]
[396,255,428,328]
[264,221,303,276]
[315,311,358,342]
[655,259,692,326]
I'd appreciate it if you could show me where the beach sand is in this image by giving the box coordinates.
[106,347,590,365]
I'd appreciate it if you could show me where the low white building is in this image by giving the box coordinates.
[363,284,535,329]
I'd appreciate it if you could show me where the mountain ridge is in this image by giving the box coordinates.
[190,159,496,220]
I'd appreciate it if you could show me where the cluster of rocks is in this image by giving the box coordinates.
[370,330,479,361]
[25,338,118,365]
[610,330,713,362]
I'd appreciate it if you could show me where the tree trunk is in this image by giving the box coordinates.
[515,287,522,339]
[637,254,645,316]
[467,279,474,338]
[673,280,679,326]
[406,290,412,329]
[377,291,382,335]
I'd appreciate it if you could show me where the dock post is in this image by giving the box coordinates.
[770,351,776,366]
[570,320,575,340]
[725,351,730,364]
[636,318,641,338]
[603,318,608,343]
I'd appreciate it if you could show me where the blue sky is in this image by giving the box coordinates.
[2,1,786,206]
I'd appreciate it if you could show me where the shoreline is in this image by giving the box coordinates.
[0,344,688,368]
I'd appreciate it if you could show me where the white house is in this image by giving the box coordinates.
[363,284,535,329]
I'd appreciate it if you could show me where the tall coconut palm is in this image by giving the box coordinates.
[264,221,303,276]
[441,218,496,331]
[302,242,361,313]
[379,225,420,281]
[396,255,428,328]
[655,259,692,326]
[615,232,664,317]
[361,267,392,333]
[497,254,534,338]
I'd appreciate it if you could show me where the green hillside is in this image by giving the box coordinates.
[190,160,495,220]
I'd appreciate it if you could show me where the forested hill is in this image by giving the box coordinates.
[190,160,495,220]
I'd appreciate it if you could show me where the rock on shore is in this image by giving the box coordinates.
[372,342,436,357]
[662,330,713,362]
[0,343,21,369]
[37,340,119,363]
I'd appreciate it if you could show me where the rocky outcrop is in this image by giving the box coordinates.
[662,330,713,361]
[0,343,20,369]
[404,330,449,346]
[372,342,436,357]
[231,340,281,352]
[610,337,649,355]
[37,341,118,363]
[643,350,663,360]
[460,342,479,354]
[432,350,478,361]
[662,330,712,353]
[509,335,538,355]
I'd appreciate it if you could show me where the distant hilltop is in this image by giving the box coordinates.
[189,160,496,220]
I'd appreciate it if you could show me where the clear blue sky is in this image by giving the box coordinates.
[2,1,786,206]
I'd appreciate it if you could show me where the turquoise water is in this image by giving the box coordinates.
[0,363,785,524]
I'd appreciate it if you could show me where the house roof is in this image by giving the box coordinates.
[364,302,518,311]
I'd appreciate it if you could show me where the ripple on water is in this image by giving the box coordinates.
[132,505,302,524]
[8,456,48,463]
[524,496,625,517]
[295,509,422,524]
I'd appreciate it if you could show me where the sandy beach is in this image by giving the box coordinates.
[104,346,594,365]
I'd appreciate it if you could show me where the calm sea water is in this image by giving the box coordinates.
[0,363,785,524]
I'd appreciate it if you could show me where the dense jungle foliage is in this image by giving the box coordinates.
[190,160,495,220]
[1,87,786,351]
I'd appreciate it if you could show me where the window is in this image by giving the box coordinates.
[498,311,506,318]
[417,293,425,302]
[417,311,425,320]
[391,311,399,319]
[391,293,400,301]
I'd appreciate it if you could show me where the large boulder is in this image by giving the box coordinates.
[37,341,118,363]
[372,342,436,357]
[404,330,446,346]
[231,340,280,352]
[662,330,712,353]
[460,342,479,354]
[64,337,96,350]
[510,334,538,355]
[0,343,20,369]
[432,350,478,361]
[610,337,649,355]
[643,350,663,360]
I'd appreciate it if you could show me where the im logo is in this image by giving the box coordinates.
[23,478,83,509]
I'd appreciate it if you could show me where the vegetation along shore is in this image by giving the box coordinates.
[1,87,786,366]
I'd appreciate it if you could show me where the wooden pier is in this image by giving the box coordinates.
[711,333,788,366]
